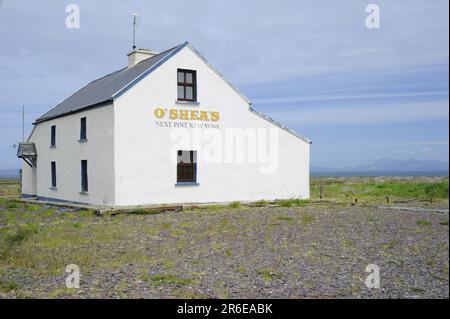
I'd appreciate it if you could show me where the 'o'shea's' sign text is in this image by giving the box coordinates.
[154,108,220,122]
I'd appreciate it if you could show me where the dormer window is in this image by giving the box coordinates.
[177,69,197,102]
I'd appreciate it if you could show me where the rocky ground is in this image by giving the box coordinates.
[0,201,448,299]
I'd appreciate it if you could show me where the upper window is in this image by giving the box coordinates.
[80,117,87,140]
[177,69,197,102]
[50,125,56,147]
[177,150,197,183]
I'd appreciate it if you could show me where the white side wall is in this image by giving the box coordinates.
[113,46,310,206]
[24,105,115,205]
[21,163,36,196]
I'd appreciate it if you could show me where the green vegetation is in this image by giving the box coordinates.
[278,215,294,222]
[142,273,195,286]
[0,179,20,197]
[301,213,314,225]
[424,184,442,203]
[310,177,449,203]
[0,279,20,293]
[439,220,449,226]
[416,220,433,226]
[228,201,241,209]
[256,268,279,281]
[3,222,38,254]
[275,198,308,207]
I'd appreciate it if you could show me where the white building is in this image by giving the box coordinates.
[18,42,311,207]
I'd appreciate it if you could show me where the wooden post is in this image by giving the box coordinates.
[319,179,324,200]
[355,197,358,204]
[386,196,389,204]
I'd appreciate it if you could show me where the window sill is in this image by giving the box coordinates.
[78,139,88,143]
[175,182,200,187]
[175,100,200,106]
[49,187,57,191]
[79,191,89,195]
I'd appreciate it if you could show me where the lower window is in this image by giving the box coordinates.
[81,160,88,192]
[177,150,197,183]
[51,161,56,188]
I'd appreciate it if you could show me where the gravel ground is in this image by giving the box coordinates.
[1,204,448,299]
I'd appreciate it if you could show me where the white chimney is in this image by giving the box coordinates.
[127,48,158,68]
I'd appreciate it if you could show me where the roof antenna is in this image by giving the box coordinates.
[132,13,139,50]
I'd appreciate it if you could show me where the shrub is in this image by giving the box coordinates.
[228,201,241,209]
[5,222,38,247]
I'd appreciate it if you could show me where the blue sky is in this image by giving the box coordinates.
[0,0,448,168]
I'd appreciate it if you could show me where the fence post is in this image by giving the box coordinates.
[320,179,324,199]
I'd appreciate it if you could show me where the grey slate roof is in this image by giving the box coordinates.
[36,44,183,122]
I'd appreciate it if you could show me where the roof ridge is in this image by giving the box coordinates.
[132,43,183,67]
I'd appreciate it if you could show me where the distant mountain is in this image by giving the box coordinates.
[312,158,449,173]
[0,169,19,179]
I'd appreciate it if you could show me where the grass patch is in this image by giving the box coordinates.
[252,199,269,205]
[228,201,241,209]
[77,210,94,217]
[6,201,18,209]
[310,177,449,203]
[416,220,432,226]
[301,214,314,224]
[206,204,225,211]
[0,279,20,293]
[4,223,38,248]
[143,274,195,286]
[72,222,82,229]
[275,198,308,207]
[256,268,280,281]
[382,239,399,250]
[439,220,449,226]
[25,205,40,212]
[278,215,294,222]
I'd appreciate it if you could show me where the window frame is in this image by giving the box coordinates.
[80,117,87,141]
[50,125,56,147]
[51,161,56,188]
[81,160,88,193]
[176,150,197,183]
[177,69,197,102]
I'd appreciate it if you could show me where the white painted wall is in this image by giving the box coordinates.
[21,163,36,196]
[113,46,310,206]
[23,105,115,205]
